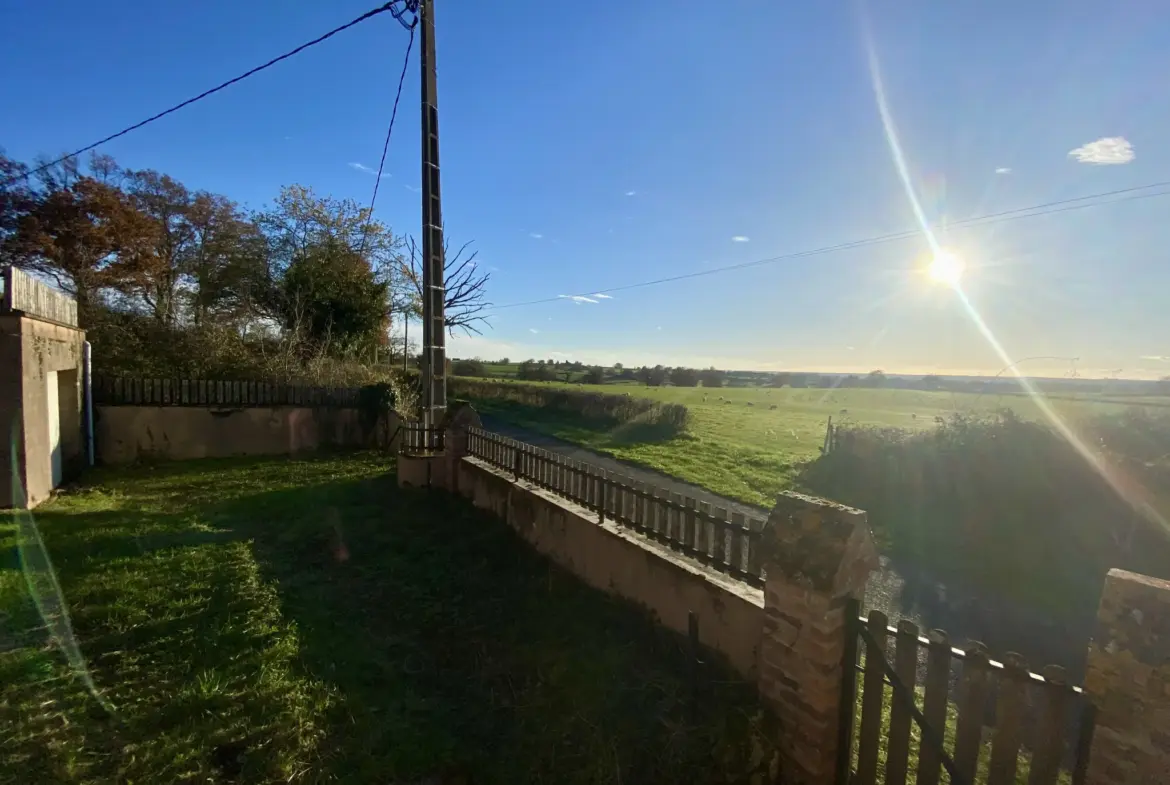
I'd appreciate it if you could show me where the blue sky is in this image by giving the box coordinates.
[3,1,1169,378]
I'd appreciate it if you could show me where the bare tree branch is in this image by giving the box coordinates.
[404,235,492,336]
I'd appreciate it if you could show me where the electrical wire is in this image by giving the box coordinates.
[7,2,408,185]
[486,182,1170,312]
[359,22,416,256]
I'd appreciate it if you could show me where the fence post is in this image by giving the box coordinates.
[1082,568,1170,785]
[758,491,878,785]
[441,403,481,493]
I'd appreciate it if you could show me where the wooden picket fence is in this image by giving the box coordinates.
[466,426,766,586]
[92,375,361,409]
[840,605,1094,785]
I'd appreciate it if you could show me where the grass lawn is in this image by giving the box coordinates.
[461,380,1137,508]
[1,453,770,784]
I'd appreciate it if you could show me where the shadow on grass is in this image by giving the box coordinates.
[2,454,773,784]
[210,474,770,783]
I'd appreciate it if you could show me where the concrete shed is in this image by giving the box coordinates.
[1,266,86,508]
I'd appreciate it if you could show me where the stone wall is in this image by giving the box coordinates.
[456,456,766,680]
[95,405,399,464]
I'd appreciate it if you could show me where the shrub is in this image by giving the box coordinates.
[451,358,489,377]
[800,410,1170,618]
[449,378,689,434]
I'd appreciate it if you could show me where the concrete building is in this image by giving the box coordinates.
[1,266,86,508]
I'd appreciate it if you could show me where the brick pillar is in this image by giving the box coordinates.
[759,491,878,785]
[1083,568,1170,785]
[441,403,481,493]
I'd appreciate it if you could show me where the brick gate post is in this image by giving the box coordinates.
[1083,568,1170,785]
[759,491,878,785]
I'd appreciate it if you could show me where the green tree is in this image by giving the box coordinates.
[582,366,605,385]
[670,367,700,387]
[452,358,488,377]
[768,372,792,388]
[698,367,726,388]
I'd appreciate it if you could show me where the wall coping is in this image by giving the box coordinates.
[462,455,765,610]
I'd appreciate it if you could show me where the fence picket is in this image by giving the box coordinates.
[696,502,712,564]
[1027,666,1070,785]
[916,629,952,785]
[887,620,921,785]
[988,653,1029,785]
[668,492,683,546]
[683,497,698,555]
[954,643,992,782]
[707,506,726,571]
[856,610,888,785]
[728,512,746,577]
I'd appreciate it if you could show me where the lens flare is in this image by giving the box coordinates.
[861,12,1168,534]
[928,250,965,286]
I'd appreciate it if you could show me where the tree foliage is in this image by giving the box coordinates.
[0,150,471,380]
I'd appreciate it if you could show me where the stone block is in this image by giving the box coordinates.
[1084,568,1170,785]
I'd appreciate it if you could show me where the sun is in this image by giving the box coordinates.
[927,249,965,286]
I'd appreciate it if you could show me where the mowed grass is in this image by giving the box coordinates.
[1,454,770,784]
[463,379,1138,508]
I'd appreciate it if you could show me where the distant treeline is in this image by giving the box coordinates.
[453,358,1170,396]
[449,378,689,433]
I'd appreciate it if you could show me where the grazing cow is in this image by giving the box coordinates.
[769,404,778,410]
[911,413,917,420]
[746,402,754,406]
[839,408,848,415]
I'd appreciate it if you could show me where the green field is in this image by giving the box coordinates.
[1,454,770,784]
[462,378,1143,508]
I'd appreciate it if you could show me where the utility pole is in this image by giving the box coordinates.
[419,0,447,430]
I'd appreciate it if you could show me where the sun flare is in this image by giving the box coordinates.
[927,249,965,286]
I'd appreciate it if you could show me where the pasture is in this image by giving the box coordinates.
[459,379,1147,508]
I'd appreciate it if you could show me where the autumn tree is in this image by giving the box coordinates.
[0,150,34,266]
[3,158,155,316]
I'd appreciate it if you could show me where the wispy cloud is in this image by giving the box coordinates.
[1068,136,1134,165]
[731,235,750,243]
[625,190,637,197]
[1140,355,1170,362]
[529,328,540,334]
[349,162,388,178]
[593,293,613,299]
[995,167,1012,174]
[529,232,544,239]
[403,184,421,193]
[559,294,599,304]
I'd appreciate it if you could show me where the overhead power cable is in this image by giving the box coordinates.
[8,1,411,185]
[486,181,1170,312]
[359,21,416,255]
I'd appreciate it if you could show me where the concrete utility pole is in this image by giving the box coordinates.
[419,0,447,429]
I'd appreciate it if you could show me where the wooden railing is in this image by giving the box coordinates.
[842,606,1094,785]
[466,426,766,586]
[93,376,360,408]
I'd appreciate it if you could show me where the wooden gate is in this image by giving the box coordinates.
[837,602,1096,785]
